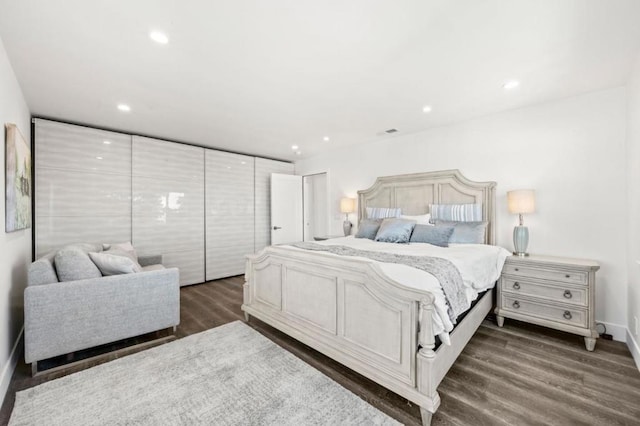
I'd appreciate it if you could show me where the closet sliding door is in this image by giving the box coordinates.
[132,136,205,286]
[34,119,132,257]
[205,151,254,280]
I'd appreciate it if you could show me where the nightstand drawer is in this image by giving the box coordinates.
[501,295,588,328]
[502,264,588,286]
[501,278,587,307]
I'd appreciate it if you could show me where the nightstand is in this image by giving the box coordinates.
[313,235,344,241]
[496,254,600,351]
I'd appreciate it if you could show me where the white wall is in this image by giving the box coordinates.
[0,37,31,399]
[626,53,640,367]
[296,88,628,335]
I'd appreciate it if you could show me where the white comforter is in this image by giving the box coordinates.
[284,237,510,345]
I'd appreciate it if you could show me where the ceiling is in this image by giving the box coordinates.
[1,0,640,161]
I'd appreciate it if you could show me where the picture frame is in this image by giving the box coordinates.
[5,123,31,232]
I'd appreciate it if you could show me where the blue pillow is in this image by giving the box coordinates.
[355,219,382,240]
[374,218,416,244]
[434,220,487,244]
[410,225,455,247]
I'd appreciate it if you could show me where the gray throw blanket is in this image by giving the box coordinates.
[290,242,467,322]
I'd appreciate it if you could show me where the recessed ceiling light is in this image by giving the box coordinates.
[291,145,299,150]
[103,140,111,145]
[149,31,169,45]
[240,161,246,165]
[503,80,520,90]
[323,136,330,142]
[117,104,131,112]
[96,156,103,160]
[295,151,302,156]
[422,105,432,113]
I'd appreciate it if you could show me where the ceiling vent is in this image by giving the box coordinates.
[376,128,400,137]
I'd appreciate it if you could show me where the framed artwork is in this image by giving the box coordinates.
[5,123,31,232]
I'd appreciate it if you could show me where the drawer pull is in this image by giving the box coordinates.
[513,282,520,290]
[512,301,520,309]
[563,290,572,299]
[563,311,572,320]
[565,274,570,278]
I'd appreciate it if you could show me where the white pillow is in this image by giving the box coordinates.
[102,241,138,261]
[89,251,142,276]
[400,213,432,225]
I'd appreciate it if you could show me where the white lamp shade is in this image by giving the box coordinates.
[507,189,536,214]
[340,198,356,214]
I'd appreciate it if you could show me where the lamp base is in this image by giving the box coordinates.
[343,221,352,236]
[513,225,529,257]
[512,252,530,257]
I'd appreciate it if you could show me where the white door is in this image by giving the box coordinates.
[271,173,303,245]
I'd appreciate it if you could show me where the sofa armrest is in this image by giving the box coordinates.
[138,254,163,267]
[24,267,180,363]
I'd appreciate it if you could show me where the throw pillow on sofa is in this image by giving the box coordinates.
[54,247,103,282]
[89,251,142,276]
[102,241,139,262]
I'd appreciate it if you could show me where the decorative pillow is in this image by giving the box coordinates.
[366,207,402,219]
[89,251,141,276]
[28,255,59,286]
[355,219,382,240]
[54,247,103,282]
[429,204,482,223]
[374,218,416,244]
[400,213,432,225]
[409,224,455,247]
[103,241,139,262]
[434,220,488,244]
[105,248,143,272]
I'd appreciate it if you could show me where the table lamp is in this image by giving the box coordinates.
[340,198,356,236]
[507,189,536,256]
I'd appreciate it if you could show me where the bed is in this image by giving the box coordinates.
[242,169,507,425]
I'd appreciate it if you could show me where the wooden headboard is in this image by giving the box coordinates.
[357,169,497,245]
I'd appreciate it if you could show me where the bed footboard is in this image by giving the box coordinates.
[242,248,447,420]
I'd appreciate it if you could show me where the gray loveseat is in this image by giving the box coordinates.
[25,243,180,374]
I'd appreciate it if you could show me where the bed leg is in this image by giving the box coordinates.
[420,407,433,425]
[496,315,504,327]
[31,361,38,377]
[244,312,250,322]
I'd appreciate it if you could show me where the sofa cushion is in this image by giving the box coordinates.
[141,264,166,272]
[54,247,102,282]
[28,255,59,286]
[89,251,142,276]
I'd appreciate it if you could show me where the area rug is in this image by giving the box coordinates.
[9,321,400,425]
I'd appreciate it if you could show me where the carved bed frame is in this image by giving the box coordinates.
[242,169,497,425]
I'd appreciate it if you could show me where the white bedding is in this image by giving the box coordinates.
[282,236,510,345]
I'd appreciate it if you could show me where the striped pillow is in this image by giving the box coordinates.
[366,207,402,219]
[429,203,482,223]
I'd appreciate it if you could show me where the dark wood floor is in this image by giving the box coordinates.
[2,276,640,425]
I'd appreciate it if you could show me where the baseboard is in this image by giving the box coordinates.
[0,327,23,407]
[599,321,627,342]
[627,328,640,372]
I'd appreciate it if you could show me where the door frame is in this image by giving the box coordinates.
[301,169,331,240]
